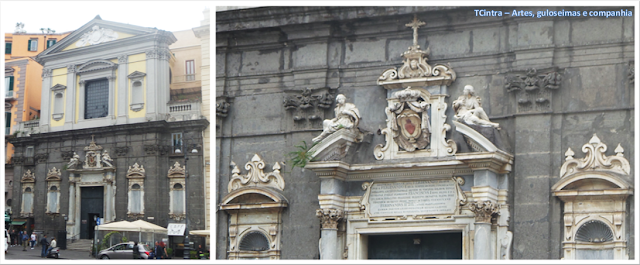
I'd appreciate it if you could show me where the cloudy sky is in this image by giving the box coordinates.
[1,1,209,34]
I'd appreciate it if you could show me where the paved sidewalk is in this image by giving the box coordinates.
[5,244,94,260]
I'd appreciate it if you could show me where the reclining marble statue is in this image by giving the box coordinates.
[312,94,361,143]
[453,85,499,128]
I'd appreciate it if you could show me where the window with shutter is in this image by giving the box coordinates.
[5,43,11,54]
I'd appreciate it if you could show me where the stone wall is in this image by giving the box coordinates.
[9,120,208,238]
[216,6,634,259]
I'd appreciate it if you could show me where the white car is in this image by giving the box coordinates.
[4,229,9,254]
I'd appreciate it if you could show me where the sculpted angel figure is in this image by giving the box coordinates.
[67,152,80,169]
[312,94,361,143]
[453,85,499,128]
[101,150,114,168]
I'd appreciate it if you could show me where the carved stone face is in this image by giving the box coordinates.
[463,85,474,96]
[336,95,346,104]
[410,59,418,69]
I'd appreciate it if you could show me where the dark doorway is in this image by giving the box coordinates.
[80,186,104,239]
[368,232,462,259]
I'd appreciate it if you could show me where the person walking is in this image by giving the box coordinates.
[10,230,16,246]
[132,242,140,259]
[39,235,49,258]
[197,244,205,259]
[17,231,23,247]
[21,232,28,251]
[30,232,36,249]
[161,242,168,259]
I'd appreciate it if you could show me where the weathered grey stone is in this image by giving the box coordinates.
[344,39,386,64]
[516,21,554,47]
[571,17,623,44]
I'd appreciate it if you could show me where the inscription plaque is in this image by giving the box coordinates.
[368,179,458,216]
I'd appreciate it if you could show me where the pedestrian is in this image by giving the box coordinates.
[17,230,23,246]
[30,232,36,249]
[197,244,205,259]
[132,241,140,259]
[48,237,57,256]
[161,241,168,259]
[154,241,161,259]
[21,232,28,251]
[10,230,16,246]
[40,235,49,257]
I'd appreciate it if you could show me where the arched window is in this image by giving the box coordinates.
[171,183,185,214]
[47,185,60,213]
[129,183,143,215]
[22,187,33,214]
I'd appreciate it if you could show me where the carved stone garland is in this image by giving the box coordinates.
[228,154,284,192]
[283,87,336,129]
[504,67,563,113]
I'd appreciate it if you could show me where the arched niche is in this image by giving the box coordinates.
[553,161,632,260]
[220,186,288,260]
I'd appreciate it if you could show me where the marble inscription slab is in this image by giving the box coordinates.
[368,179,457,216]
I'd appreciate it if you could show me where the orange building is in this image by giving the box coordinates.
[4,30,71,214]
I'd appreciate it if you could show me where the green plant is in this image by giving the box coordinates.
[166,248,173,257]
[189,250,198,259]
[12,130,20,137]
[121,236,128,243]
[101,231,121,250]
[287,140,316,169]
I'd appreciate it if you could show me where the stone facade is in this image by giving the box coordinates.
[216,6,634,260]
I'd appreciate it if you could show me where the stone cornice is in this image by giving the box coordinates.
[7,119,210,146]
[307,151,512,181]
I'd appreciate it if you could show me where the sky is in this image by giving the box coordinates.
[1,1,209,34]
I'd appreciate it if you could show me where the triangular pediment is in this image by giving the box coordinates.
[128,71,147,79]
[37,16,176,63]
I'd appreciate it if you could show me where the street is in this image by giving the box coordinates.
[4,244,93,260]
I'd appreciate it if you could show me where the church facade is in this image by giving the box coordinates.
[8,16,209,245]
[215,6,635,259]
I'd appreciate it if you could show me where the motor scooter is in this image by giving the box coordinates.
[47,247,60,259]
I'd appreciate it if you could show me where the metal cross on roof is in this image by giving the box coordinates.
[405,14,426,47]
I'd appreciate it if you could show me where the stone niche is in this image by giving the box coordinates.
[552,134,632,260]
[220,154,288,260]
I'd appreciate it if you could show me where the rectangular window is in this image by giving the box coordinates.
[22,191,33,214]
[171,133,183,153]
[185,60,195,81]
[47,189,59,213]
[5,76,14,98]
[28,39,38,51]
[5,43,11,54]
[84,79,109,119]
[46,39,56,48]
[25,146,34,157]
[172,189,184,214]
[5,112,11,135]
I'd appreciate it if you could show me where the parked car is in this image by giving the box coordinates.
[4,229,9,254]
[97,242,150,259]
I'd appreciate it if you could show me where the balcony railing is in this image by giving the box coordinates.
[15,120,40,137]
[167,102,202,122]
[172,74,200,83]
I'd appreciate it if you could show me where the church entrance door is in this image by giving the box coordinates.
[80,186,104,239]
[368,232,462,259]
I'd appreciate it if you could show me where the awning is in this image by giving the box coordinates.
[189,230,210,237]
[10,221,26,225]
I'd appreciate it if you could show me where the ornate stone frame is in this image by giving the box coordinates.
[127,71,146,112]
[51,84,67,121]
[75,59,118,123]
[552,135,632,260]
[126,163,146,218]
[20,170,36,217]
[168,161,186,221]
[46,167,62,215]
[221,154,288,260]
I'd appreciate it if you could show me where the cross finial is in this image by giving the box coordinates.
[405,14,426,47]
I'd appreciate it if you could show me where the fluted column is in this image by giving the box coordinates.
[316,208,343,260]
[66,174,76,239]
[469,200,500,259]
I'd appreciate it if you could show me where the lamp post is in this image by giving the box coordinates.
[175,135,198,259]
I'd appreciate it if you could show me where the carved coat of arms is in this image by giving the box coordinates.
[386,87,431,152]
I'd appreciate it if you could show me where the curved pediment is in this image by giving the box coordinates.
[453,120,499,152]
[551,171,631,192]
[76,59,118,73]
[220,186,288,210]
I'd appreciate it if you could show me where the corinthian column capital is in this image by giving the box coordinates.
[469,200,500,223]
[316,208,343,230]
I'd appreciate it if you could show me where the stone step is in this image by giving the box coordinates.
[65,239,93,251]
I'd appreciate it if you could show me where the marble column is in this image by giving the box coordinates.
[316,208,342,260]
[67,174,76,239]
[470,200,499,259]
